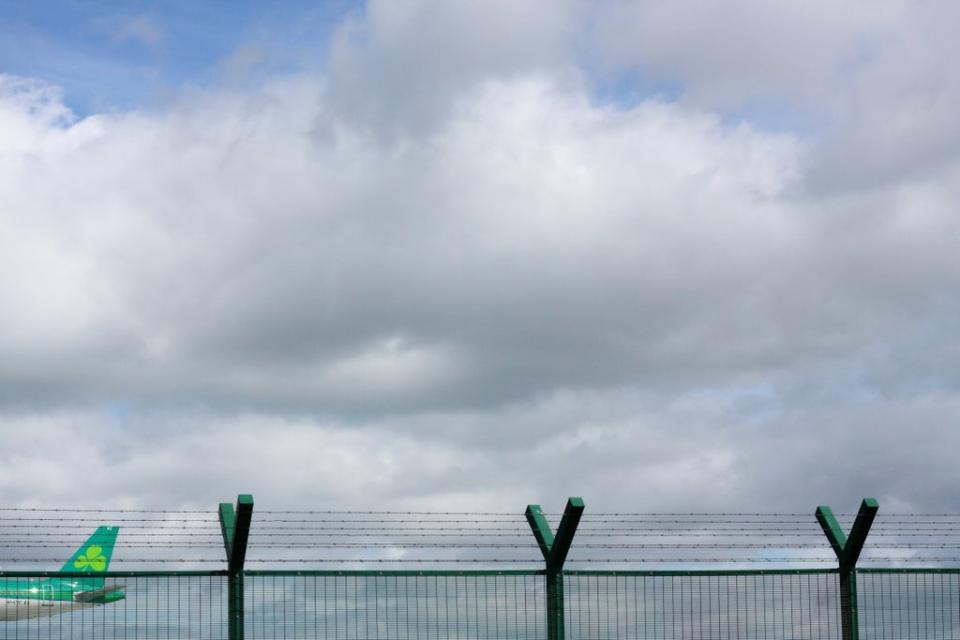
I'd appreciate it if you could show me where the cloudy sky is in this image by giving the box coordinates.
[1,0,958,516]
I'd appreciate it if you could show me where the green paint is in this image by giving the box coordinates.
[815,506,848,558]
[230,494,254,570]
[219,502,236,558]
[0,527,125,607]
[220,494,253,640]
[548,498,584,572]
[524,504,555,558]
[60,526,118,578]
[816,498,879,640]
[526,498,585,640]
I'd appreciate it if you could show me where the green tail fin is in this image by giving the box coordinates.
[60,526,119,576]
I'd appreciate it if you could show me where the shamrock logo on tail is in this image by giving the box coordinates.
[74,545,107,571]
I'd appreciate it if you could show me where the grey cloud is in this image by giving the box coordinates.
[1,383,957,514]
[587,2,960,192]
[0,79,806,414]
[0,72,956,419]
[0,1,958,513]
[325,0,581,135]
[805,10,960,191]
[586,0,897,109]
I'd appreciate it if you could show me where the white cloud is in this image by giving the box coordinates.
[587,1,960,191]
[588,0,902,108]
[0,1,958,514]
[0,72,814,412]
[326,0,580,134]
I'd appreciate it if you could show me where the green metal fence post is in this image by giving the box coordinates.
[816,498,878,640]
[526,497,584,640]
[219,494,253,640]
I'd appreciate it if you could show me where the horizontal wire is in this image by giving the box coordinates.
[878,514,960,518]
[0,556,949,564]
[0,524,221,530]
[0,525,955,536]
[246,525,823,532]
[4,509,960,519]
[0,508,213,514]
[0,519,220,525]
[0,558,229,563]
[252,526,532,532]
[2,528,956,538]
[0,532,535,540]
[583,512,819,517]
[582,512,960,518]
[7,508,960,517]
[0,542,528,549]
[250,518,528,524]
[580,531,960,538]
[578,527,821,533]
[0,555,955,564]
[242,557,837,564]
[578,519,826,524]
[870,520,960,525]
[0,517,218,523]
[249,526,960,534]
[257,510,524,516]
[245,559,539,564]
[0,543,226,549]
[3,539,957,550]
[872,529,960,534]
[251,532,533,538]
[0,542,849,549]
[0,543,953,554]
[0,532,226,538]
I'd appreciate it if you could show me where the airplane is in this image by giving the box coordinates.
[0,526,124,621]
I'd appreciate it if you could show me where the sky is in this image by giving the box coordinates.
[0,0,958,517]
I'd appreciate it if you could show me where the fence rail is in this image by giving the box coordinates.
[2,496,960,639]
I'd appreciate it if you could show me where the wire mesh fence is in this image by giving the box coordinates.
[0,573,227,639]
[244,571,545,640]
[858,569,960,640]
[564,570,842,640]
[5,568,960,639]
[3,502,960,638]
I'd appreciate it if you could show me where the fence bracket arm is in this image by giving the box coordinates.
[816,498,878,572]
[525,497,585,571]
[219,503,235,560]
[219,494,254,571]
[525,504,555,560]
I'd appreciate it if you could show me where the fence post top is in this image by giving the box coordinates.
[525,497,585,572]
[219,494,254,571]
[816,498,879,572]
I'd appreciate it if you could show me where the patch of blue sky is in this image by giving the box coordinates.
[718,95,832,138]
[0,0,361,116]
[588,67,683,110]
[584,67,827,142]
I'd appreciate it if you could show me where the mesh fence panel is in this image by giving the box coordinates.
[859,570,960,640]
[0,574,227,639]
[564,571,842,639]
[6,569,960,638]
[244,572,545,640]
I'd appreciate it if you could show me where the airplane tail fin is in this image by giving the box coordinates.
[59,526,119,586]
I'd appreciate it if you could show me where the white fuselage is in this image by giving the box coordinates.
[0,597,93,621]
